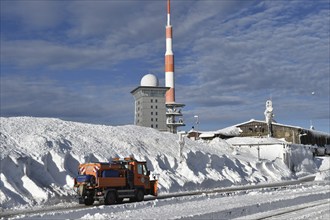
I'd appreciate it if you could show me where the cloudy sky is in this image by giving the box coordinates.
[1,0,329,133]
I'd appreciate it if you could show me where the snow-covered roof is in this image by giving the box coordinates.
[216,126,242,136]
[199,133,215,138]
[190,126,242,138]
[227,137,288,146]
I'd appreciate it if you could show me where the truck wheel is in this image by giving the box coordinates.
[105,191,116,205]
[116,198,124,204]
[84,197,94,206]
[136,189,144,202]
[129,197,137,203]
[79,198,85,204]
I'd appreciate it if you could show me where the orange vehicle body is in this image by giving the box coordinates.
[74,157,158,205]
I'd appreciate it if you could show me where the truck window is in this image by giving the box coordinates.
[143,164,148,175]
[137,164,148,175]
[137,164,143,175]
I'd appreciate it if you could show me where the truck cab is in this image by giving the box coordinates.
[74,157,158,205]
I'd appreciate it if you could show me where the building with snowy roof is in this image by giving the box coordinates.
[191,99,329,147]
[194,119,329,147]
[234,119,329,146]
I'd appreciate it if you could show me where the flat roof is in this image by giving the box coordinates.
[131,86,169,94]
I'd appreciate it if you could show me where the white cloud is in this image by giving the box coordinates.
[1,0,329,132]
[1,0,65,30]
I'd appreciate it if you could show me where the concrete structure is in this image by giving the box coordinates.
[166,102,185,133]
[164,0,185,133]
[131,74,168,131]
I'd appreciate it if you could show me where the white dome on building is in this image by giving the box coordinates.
[140,74,159,87]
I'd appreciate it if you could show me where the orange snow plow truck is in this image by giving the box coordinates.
[73,157,158,205]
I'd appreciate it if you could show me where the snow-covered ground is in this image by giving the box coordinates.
[6,182,330,219]
[0,117,329,219]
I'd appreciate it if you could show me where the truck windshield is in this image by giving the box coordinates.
[137,164,148,175]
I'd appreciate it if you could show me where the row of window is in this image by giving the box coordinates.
[137,106,158,111]
[136,112,158,117]
[137,99,158,105]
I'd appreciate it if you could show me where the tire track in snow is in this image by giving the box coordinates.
[250,199,330,220]
[1,177,322,219]
[188,192,330,220]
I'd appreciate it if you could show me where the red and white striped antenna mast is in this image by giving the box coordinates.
[165,0,175,103]
[164,0,185,133]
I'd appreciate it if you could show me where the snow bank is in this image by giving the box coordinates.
[0,117,316,210]
[314,157,330,181]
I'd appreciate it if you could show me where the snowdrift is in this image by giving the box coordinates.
[0,117,317,210]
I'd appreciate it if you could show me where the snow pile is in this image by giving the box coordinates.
[289,144,316,175]
[0,117,318,210]
[226,137,317,175]
[314,157,330,181]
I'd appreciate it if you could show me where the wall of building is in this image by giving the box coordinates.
[238,121,301,143]
[139,97,167,131]
[132,87,167,131]
[238,121,269,137]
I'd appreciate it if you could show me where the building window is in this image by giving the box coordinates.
[151,118,153,121]
[151,99,153,103]
[156,118,158,122]
[156,124,158,128]
[155,112,158,116]
[151,106,153,109]
[155,106,158,109]
[151,124,153,128]
[155,99,158,103]
[151,112,153,115]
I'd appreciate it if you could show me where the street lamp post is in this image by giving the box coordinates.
[194,115,199,140]
[257,133,261,161]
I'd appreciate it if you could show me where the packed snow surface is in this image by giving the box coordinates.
[0,117,325,211]
[6,182,330,219]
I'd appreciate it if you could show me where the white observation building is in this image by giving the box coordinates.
[131,74,168,131]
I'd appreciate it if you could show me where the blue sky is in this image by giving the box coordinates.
[1,0,329,133]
